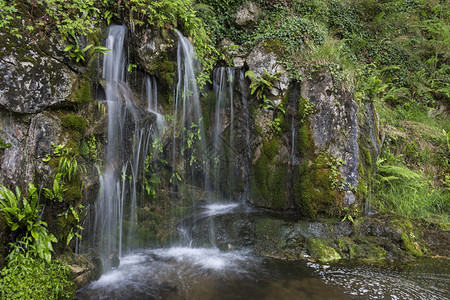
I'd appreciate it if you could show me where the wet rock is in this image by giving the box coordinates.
[234,1,260,31]
[134,27,176,75]
[218,39,248,68]
[245,43,290,96]
[0,34,77,114]
[301,71,359,208]
[61,251,102,289]
[188,210,444,263]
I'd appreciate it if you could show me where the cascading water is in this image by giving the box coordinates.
[211,67,235,198]
[88,25,155,270]
[144,75,164,130]
[172,31,207,189]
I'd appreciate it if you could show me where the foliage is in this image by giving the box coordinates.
[246,69,286,131]
[0,253,74,300]
[64,42,109,64]
[122,0,216,87]
[142,138,167,198]
[42,143,85,246]
[0,136,11,149]
[374,159,449,219]
[0,184,57,263]
[0,0,114,38]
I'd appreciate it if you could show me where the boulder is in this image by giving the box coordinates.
[245,43,290,97]
[234,1,260,31]
[134,27,176,75]
[61,251,103,289]
[0,34,77,114]
[302,72,359,205]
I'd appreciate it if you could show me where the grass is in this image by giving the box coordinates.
[373,100,450,221]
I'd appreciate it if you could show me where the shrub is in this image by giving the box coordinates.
[0,254,74,300]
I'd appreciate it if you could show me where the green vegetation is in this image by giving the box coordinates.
[0,183,74,299]
[0,184,57,263]
[61,114,87,134]
[0,136,11,149]
[245,69,286,131]
[0,142,87,298]
[0,255,74,300]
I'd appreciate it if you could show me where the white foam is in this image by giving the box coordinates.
[152,247,250,270]
[203,203,239,216]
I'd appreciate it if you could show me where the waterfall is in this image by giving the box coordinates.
[212,67,235,198]
[145,75,164,131]
[172,31,207,188]
[90,25,153,270]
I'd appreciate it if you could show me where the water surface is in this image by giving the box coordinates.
[76,249,449,299]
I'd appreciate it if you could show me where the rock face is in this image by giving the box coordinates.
[245,42,290,96]
[189,210,435,263]
[133,27,176,75]
[0,34,77,114]
[234,1,260,31]
[302,72,360,206]
[202,41,379,218]
[0,29,104,276]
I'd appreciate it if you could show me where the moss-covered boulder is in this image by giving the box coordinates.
[0,33,77,114]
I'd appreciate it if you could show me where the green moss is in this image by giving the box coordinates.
[307,238,342,263]
[74,79,92,103]
[153,56,175,88]
[61,114,87,134]
[356,177,368,198]
[64,176,83,204]
[297,122,314,154]
[361,147,372,169]
[264,39,285,56]
[251,138,289,210]
[294,151,345,218]
[262,139,279,160]
[201,91,215,132]
[390,218,428,257]
[255,218,285,252]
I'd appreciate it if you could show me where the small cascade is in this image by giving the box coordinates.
[239,70,252,202]
[171,31,209,246]
[144,75,164,130]
[211,67,235,197]
[88,25,154,270]
[172,31,206,186]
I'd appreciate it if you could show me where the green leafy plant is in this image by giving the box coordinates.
[245,69,286,132]
[0,136,11,149]
[64,42,110,63]
[0,252,74,300]
[0,184,57,263]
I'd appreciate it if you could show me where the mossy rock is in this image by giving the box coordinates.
[306,237,342,263]
[294,152,345,218]
[337,236,387,261]
[64,176,83,204]
[254,218,286,253]
[389,218,428,257]
[73,79,92,103]
[153,56,175,89]
[251,156,289,210]
[61,114,87,134]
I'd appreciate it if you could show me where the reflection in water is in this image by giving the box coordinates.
[313,259,450,300]
[76,250,449,300]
